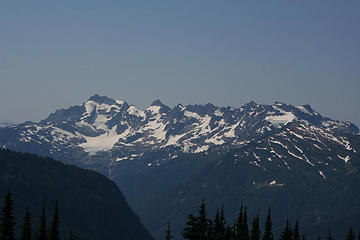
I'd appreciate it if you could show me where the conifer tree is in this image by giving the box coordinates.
[0,190,16,240]
[37,205,47,240]
[233,224,237,240]
[219,204,226,239]
[182,214,198,240]
[346,227,355,240]
[250,215,260,240]
[280,218,293,240]
[21,207,32,240]
[207,219,214,240]
[242,207,249,240]
[327,229,333,240]
[213,208,221,240]
[262,208,273,240]
[293,220,300,240]
[358,233,360,240]
[198,199,208,240]
[49,201,59,240]
[236,205,244,240]
[224,225,234,240]
[165,220,173,240]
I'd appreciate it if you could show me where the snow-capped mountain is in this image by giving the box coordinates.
[0,95,357,167]
[1,95,359,239]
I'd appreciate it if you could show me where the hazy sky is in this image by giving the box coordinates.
[1,1,359,126]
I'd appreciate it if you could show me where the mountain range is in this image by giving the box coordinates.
[0,95,359,239]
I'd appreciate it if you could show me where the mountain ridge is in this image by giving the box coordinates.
[1,95,357,162]
[0,95,359,239]
[0,149,153,240]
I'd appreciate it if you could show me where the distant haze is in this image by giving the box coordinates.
[1,1,359,126]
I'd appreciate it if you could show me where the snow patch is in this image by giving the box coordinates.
[295,106,313,115]
[205,135,225,145]
[268,180,285,187]
[288,130,304,139]
[266,106,296,128]
[142,116,167,141]
[337,155,350,163]
[265,112,296,128]
[293,145,303,154]
[198,115,212,135]
[116,156,128,161]
[194,145,209,153]
[164,133,187,147]
[127,106,145,118]
[214,109,223,117]
[288,150,303,160]
[80,126,129,154]
[84,101,97,116]
[83,100,123,119]
[51,127,77,138]
[270,147,283,159]
[313,144,322,150]
[271,140,287,150]
[93,114,109,130]
[223,122,240,138]
[147,105,161,114]
[184,111,201,119]
[115,99,125,105]
[269,180,276,185]
[253,152,261,161]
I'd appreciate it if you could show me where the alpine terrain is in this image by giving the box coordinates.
[0,95,359,239]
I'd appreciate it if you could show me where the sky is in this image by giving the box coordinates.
[0,1,359,126]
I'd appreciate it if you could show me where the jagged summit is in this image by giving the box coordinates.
[1,95,358,160]
[297,104,317,114]
[148,99,171,113]
[244,100,258,107]
[150,99,164,107]
[88,94,112,103]
[87,94,125,105]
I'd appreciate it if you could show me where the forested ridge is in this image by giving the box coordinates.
[0,149,153,240]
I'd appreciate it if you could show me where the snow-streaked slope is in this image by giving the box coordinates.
[0,95,358,170]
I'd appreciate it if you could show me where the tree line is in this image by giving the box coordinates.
[165,200,360,240]
[0,190,78,240]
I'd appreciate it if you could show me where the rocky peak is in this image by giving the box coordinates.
[149,99,170,113]
[87,94,120,106]
[150,99,164,107]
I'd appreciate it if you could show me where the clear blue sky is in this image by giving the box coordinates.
[1,1,359,126]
